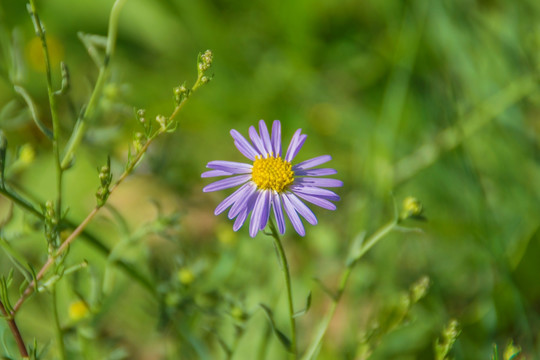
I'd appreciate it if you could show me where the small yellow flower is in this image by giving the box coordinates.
[18,144,35,164]
[68,300,89,321]
[177,268,195,285]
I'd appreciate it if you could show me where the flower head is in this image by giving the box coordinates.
[202,120,343,237]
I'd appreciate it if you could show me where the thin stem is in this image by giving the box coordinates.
[0,300,28,358]
[268,218,297,358]
[301,219,397,360]
[61,0,128,169]
[27,0,63,216]
[52,286,66,360]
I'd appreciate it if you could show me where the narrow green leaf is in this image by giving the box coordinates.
[313,278,338,301]
[54,61,70,95]
[0,237,32,282]
[0,276,13,315]
[293,291,312,318]
[345,231,366,267]
[492,343,499,360]
[259,303,292,352]
[77,32,107,67]
[13,85,53,140]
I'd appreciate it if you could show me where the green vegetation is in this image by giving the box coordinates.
[0,0,538,358]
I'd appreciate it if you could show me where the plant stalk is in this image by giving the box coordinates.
[0,300,28,358]
[268,218,297,358]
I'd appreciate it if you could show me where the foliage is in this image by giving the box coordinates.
[0,0,539,359]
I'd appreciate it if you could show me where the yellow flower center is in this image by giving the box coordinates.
[252,155,294,192]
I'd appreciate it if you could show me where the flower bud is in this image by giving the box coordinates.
[410,275,430,303]
[198,50,213,72]
[174,84,190,104]
[156,115,168,131]
[137,108,146,123]
[400,196,424,220]
[177,268,195,285]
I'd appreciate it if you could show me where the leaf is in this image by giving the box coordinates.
[313,278,338,301]
[54,62,70,95]
[77,32,107,67]
[259,303,292,352]
[293,291,312,318]
[492,343,499,360]
[0,237,32,282]
[0,271,14,315]
[13,85,53,140]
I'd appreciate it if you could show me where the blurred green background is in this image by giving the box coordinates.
[0,0,539,359]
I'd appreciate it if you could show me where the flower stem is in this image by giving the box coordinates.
[268,218,297,358]
[52,286,66,360]
[0,300,28,358]
[27,0,64,229]
[301,219,397,360]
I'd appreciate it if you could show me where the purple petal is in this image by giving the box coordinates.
[285,192,317,225]
[289,134,307,162]
[203,174,251,192]
[249,126,268,157]
[231,130,259,160]
[292,155,332,171]
[259,190,272,230]
[272,192,286,234]
[233,194,257,231]
[285,129,302,162]
[249,191,271,237]
[207,160,252,174]
[271,120,282,157]
[259,120,273,156]
[233,208,249,231]
[293,192,337,210]
[229,183,258,219]
[289,185,341,201]
[294,168,337,176]
[202,169,231,178]
[294,177,343,188]
[282,193,305,236]
[215,183,252,215]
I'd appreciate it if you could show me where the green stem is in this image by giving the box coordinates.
[301,219,397,360]
[268,218,297,358]
[61,0,128,169]
[52,286,66,360]
[27,0,63,219]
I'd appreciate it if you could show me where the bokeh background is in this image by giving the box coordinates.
[0,0,539,359]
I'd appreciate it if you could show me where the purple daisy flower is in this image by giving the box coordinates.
[202,120,343,237]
